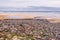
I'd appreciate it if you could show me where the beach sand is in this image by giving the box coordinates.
[47,18,60,23]
[0,12,60,23]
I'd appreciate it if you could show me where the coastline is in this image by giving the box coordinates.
[0,12,60,40]
[0,12,60,23]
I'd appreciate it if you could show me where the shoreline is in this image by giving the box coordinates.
[0,12,60,23]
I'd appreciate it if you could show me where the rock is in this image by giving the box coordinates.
[11,36,20,40]
[0,37,4,40]
[6,34,12,39]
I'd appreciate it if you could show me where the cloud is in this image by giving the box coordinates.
[0,0,60,8]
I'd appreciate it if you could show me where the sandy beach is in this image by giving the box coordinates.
[0,12,60,23]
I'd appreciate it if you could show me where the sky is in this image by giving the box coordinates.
[0,0,60,8]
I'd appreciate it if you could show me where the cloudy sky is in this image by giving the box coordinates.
[0,0,60,8]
